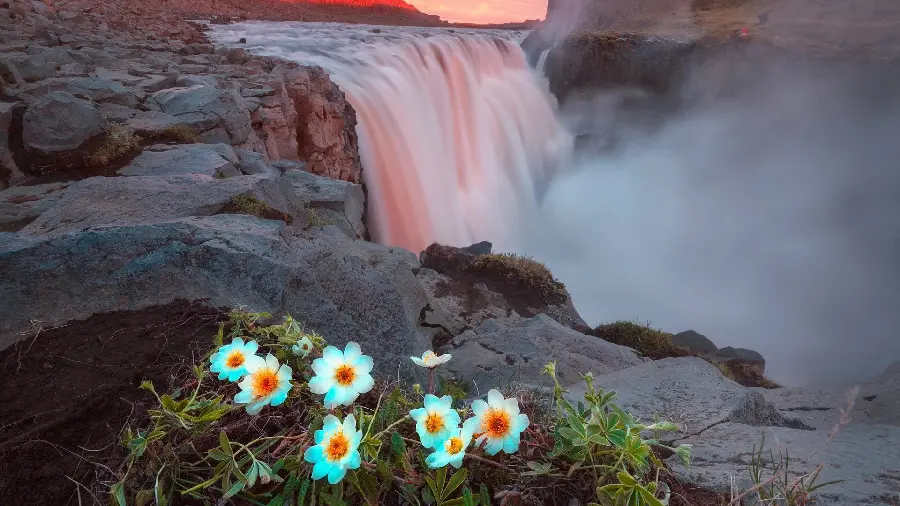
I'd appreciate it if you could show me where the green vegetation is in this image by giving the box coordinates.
[151,124,200,144]
[219,195,293,224]
[592,321,686,360]
[85,126,140,168]
[468,253,568,306]
[305,207,332,228]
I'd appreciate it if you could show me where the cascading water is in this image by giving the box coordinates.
[209,22,571,253]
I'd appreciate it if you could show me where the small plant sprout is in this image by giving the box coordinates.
[411,350,451,394]
[234,354,293,415]
[410,394,462,449]
[209,337,259,382]
[303,414,363,485]
[292,336,314,358]
[468,389,530,456]
[425,420,476,469]
[308,341,375,408]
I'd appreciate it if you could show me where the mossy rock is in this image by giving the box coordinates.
[218,195,293,224]
[591,321,688,360]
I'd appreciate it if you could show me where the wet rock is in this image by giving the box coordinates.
[22,91,102,155]
[147,84,253,144]
[443,314,643,391]
[280,168,365,238]
[117,144,240,178]
[0,182,68,231]
[20,77,140,107]
[0,215,430,376]
[21,174,292,236]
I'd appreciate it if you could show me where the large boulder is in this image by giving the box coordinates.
[117,144,241,178]
[280,169,365,239]
[442,314,643,391]
[22,91,102,156]
[20,174,291,236]
[671,330,718,355]
[19,77,140,108]
[147,84,253,145]
[0,216,430,376]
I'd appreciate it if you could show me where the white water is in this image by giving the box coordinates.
[209,22,571,253]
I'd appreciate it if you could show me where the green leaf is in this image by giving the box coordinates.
[425,476,439,503]
[608,429,628,448]
[441,499,466,506]
[160,394,177,412]
[110,480,127,506]
[219,431,233,456]
[462,487,475,506]
[558,427,583,441]
[478,484,489,506]
[391,431,407,456]
[617,471,638,487]
[638,487,665,506]
[246,461,260,488]
[523,461,552,476]
[208,449,229,461]
[443,468,467,500]
[224,480,245,500]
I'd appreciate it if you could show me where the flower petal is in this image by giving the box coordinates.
[244,355,265,373]
[270,390,288,406]
[322,346,344,367]
[327,465,347,485]
[483,437,503,456]
[409,407,426,422]
[471,399,488,416]
[345,450,362,470]
[311,460,331,480]
[343,342,362,363]
[308,375,335,395]
[311,357,333,377]
[504,397,520,416]
[448,452,465,468]
[352,373,374,394]
[322,415,342,434]
[502,435,520,454]
[232,337,244,347]
[514,413,530,432]
[353,354,374,374]
[245,340,258,355]
[343,414,357,435]
[234,390,252,404]
[487,389,505,408]
[265,354,279,371]
[411,357,426,367]
[304,445,325,463]
[277,365,292,380]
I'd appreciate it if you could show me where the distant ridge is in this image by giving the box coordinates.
[282,0,420,12]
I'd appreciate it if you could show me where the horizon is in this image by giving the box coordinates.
[407,0,547,24]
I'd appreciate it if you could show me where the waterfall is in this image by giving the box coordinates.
[209,23,571,253]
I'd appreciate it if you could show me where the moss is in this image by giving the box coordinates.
[468,253,568,306]
[591,321,688,360]
[305,207,332,228]
[218,195,293,224]
[84,126,140,168]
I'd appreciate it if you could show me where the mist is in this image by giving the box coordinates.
[516,55,900,388]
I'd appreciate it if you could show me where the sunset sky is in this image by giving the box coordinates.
[407,0,547,24]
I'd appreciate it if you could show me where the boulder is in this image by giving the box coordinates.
[20,174,292,236]
[250,81,299,162]
[20,77,140,107]
[235,149,278,176]
[22,91,102,156]
[117,144,241,178]
[123,111,189,137]
[442,314,644,391]
[147,84,253,144]
[565,357,747,439]
[280,169,365,238]
[0,182,68,231]
[0,102,26,188]
[0,216,430,376]
[0,52,55,84]
[417,243,589,335]
[671,330,718,355]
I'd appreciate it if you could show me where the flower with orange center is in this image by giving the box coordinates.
[410,394,460,449]
[304,414,363,485]
[291,336,314,358]
[410,350,452,368]
[425,420,476,469]
[308,342,374,408]
[209,337,259,382]
[466,389,529,456]
[234,354,293,415]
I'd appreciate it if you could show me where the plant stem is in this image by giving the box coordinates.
[374,415,411,439]
[428,369,435,395]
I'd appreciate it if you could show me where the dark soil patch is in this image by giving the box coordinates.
[0,300,226,505]
[664,473,730,506]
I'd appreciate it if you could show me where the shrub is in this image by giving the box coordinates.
[592,321,688,360]
[468,253,568,306]
[219,195,293,224]
[84,126,140,168]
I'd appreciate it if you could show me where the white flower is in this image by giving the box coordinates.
[234,354,293,415]
[303,414,363,484]
[209,337,259,382]
[425,421,475,469]
[292,336,313,358]
[410,350,452,368]
[409,394,461,449]
[308,342,375,408]
[467,389,529,456]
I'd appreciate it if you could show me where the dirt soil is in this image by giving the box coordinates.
[0,300,226,506]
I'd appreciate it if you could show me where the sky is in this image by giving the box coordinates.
[408,0,546,23]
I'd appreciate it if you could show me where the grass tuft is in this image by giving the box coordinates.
[592,321,687,360]
[84,126,140,168]
[468,253,568,306]
[151,124,200,144]
[219,195,293,224]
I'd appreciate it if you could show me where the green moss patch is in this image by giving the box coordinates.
[84,126,140,169]
[218,195,293,225]
[591,321,688,360]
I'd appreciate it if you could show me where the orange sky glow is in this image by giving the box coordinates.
[408,0,547,24]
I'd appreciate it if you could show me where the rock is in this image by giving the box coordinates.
[281,66,362,183]
[715,345,764,363]
[175,75,218,88]
[226,47,248,64]
[235,149,278,176]
[459,241,492,255]
[0,102,26,188]
[0,182,68,231]
[147,84,253,144]
[251,81,299,162]
[22,91,102,155]
[20,77,140,107]
[271,159,308,173]
[729,391,809,429]
[0,52,55,84]
[21,174,292,236]
[0,215,430,376]
[136,74,177,93]
[90,69,145,86]
[442,314,643,391]
[667,422,900,503]
[117,144,241,178]
[123,110,188,136]
[565,357,747,439]
[671,330,718,354]
[417,243,589,334]
[280,169,365,238]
